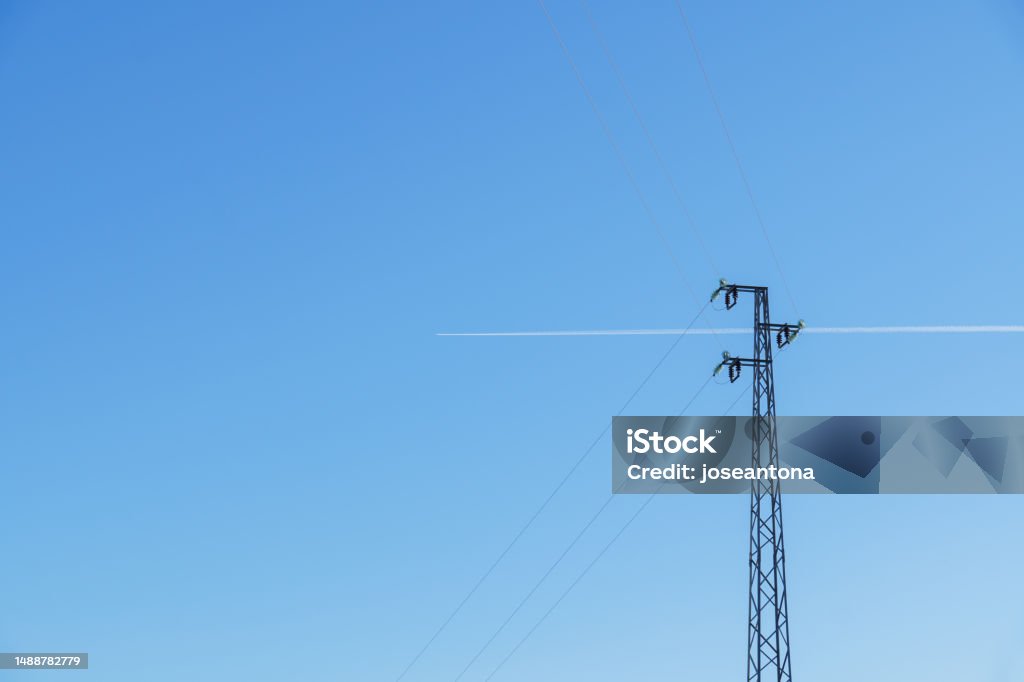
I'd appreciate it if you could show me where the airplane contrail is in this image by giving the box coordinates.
[437,325,1024,337]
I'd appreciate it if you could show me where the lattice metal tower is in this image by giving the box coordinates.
[712,282,803,682]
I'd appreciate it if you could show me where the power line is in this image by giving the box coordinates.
[453,490,619,680]
[451,374,714,680]
[484,493,657,681]
[673,1,801,318]
[536,0,724,349]
[394,302,710,680]
[483,387,752,681]
[484,343,792,680]
[580,0,721,278]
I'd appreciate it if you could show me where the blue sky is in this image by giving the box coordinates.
[2,1,1023,680]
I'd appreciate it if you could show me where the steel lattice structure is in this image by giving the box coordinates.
[712,282,800,682]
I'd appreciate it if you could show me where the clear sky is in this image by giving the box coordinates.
[2,1,1024,680]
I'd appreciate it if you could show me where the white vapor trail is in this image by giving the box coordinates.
[437,325,1024,337]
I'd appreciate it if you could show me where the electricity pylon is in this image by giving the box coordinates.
[712,281,803,682]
